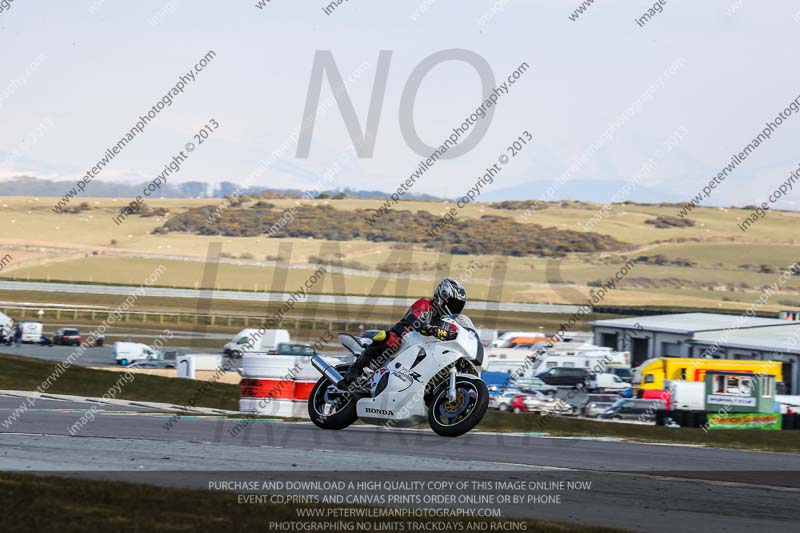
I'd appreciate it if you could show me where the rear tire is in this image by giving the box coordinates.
[308,366,358,430]
[428,376,489,438]
[497,403,508,411]
[119,359,128,366]
[513,407,522,414]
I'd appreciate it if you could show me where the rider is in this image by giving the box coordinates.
[343,278,467,385]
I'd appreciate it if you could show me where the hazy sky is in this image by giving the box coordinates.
[1,1,800,208]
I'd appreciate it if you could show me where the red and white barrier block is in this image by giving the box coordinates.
[239,354,323,418]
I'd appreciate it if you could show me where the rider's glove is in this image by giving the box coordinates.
[425,326,455,341]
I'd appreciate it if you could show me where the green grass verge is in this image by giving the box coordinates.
[0,473,623,533]
[477,411,800,453]
[0,353,239,411]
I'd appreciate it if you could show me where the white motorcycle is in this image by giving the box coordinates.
[309,315,490,437]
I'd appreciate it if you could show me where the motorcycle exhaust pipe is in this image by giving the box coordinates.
[311,355,345,387]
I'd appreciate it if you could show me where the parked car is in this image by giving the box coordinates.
[268,342,317,356]
[509,376,558,397]
[126,360,176,369]
[509,393,544,413]
[608,366,634,383]
[81,334,105,348]
[54,328,81,346]
[510,392,573,415]
[578,394,621,418]
[600,399,664,422]
[541,398,575,416]
[535,367,591,388]
[489,389,521,411]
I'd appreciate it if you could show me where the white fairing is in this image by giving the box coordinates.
[356,316,483,426]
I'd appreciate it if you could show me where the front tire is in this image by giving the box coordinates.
[428,376,489,438]
[308,367,358,430]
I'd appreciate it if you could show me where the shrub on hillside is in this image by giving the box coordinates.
[635,255,697,267]
[644,215,695,228]
[157,204,627,257]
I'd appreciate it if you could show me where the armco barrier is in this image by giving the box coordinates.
[238,354,324,418]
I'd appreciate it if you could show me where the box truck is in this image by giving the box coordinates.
[633,358,783,394]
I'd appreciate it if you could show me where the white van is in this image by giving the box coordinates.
[666,380,705,410]
[19,321,43,343]
[589,372,632,392]
[115,342,163,366]
[223,328,290,357]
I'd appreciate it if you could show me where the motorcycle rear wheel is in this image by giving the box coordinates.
[308,367,358,430]
[428,376,489,437]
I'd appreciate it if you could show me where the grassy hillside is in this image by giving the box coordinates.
[0,195,799,311]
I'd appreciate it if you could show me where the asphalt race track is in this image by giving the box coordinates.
[1,344,131,366]
[1,395,797,532]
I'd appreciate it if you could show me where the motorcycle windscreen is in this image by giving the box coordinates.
[451,314,475,330]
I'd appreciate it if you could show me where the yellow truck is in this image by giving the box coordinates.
[633,358,783,395]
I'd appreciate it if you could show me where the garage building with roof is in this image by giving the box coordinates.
[589,313,800,394]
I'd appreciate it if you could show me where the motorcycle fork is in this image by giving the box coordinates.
[448,366,457,403]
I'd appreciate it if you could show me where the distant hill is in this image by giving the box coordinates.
[0,176,442,201]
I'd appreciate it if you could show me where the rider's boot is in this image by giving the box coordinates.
[343,351,371,388]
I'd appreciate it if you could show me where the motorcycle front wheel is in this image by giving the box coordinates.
[308,367,358,430]
[428,376,489,437]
